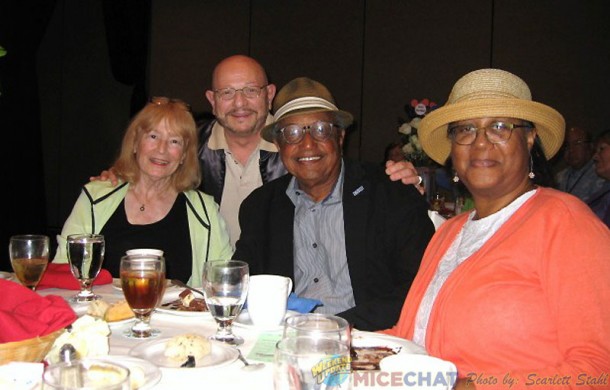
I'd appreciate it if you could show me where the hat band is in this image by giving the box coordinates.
[274,97,338,120]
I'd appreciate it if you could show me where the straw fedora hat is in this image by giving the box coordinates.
[261,77,353,142]
[419,68,565,165]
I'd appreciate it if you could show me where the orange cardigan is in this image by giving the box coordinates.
[382,188,610,389]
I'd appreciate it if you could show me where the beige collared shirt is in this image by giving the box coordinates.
[208,115,278,247]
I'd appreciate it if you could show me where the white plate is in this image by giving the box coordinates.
[351,330,427,355]
[0,271,14,281]
[233,310,298,331]
[155,305,212,319]
[129,338,238,370]
[155,290,211,318]
[90,356,162,390]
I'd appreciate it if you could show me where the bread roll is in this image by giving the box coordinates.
[164,334,211,362]
[87,300,110,318]
[104,300,134,322]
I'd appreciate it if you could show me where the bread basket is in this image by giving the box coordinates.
[0,328,65,365]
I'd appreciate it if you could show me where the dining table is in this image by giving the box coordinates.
[36,281,280,389]
[24,278,430,390]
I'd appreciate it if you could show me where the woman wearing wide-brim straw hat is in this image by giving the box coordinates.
[381,68,610,389]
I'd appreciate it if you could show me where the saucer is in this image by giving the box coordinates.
[233,310,298,331]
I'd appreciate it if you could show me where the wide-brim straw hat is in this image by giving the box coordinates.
[261,77,353,142]
[419,68,565,165]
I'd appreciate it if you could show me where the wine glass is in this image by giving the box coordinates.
[9,234,50,291]
[66,234,105,302]
[283,313,352,348]
[202,260,249,345]
[120,254,166,338]
[274,336,352,390]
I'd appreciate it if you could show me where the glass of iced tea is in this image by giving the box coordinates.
[120,254,166,338]
[9,234,50,291]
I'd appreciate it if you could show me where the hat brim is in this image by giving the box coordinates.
[261,108,354,143]
[418,98,565,165]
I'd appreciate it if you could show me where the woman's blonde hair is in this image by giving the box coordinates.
[113,98,201,191]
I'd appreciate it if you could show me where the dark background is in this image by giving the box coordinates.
[2,0,609,271]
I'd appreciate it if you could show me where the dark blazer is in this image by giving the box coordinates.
[233,159,435,331]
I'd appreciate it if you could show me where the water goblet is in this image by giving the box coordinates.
[202,259,249,345]
[120,254,166,338]
[283,313,352,348]
[274,336,352,390]
[66,234,105,302]
[9,234,50,291]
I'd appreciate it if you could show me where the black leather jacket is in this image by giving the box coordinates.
[197,119,287,204]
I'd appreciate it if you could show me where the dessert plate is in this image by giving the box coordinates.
[351,330,427,355]
[129,338,238,370]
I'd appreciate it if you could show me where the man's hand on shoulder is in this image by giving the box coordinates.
[89,168,119,187]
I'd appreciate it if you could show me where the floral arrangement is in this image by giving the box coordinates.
[397,98,438,166]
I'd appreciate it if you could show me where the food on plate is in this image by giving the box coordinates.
[164,334,211,362]
[45,315,110,364]
[350,345,400,371]
[161,289,208,312]
[87,300,110,318]
[87,300,134,322]
[104,301,134,322]
[129,365,145,389]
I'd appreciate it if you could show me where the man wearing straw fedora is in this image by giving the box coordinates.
[382,68,610,388]
[233,77,435,331]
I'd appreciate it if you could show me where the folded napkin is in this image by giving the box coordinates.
[0,279,76,343]
[287,293,322,313]
[37,263,113,290]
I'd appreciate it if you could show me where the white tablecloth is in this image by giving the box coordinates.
[38,282,276,389]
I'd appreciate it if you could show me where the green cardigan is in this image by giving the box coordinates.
[54,181,233,287]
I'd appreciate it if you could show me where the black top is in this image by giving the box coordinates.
[100,193,192,281]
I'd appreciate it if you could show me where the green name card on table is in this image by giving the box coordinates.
[247,333,283,363]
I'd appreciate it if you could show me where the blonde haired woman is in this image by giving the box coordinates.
[55,97,232,286]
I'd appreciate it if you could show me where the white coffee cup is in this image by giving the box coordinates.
[126,248,164,257]
[247,274,293,328]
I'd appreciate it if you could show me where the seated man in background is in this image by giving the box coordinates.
[233,77,435,331]
[555,126,605,202]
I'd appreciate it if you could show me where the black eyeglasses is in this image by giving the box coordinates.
[148,96,192,112]
[276,121,340,144]
[213,85,268,101]
[448,121,533,145]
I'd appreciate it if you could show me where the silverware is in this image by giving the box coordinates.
[236,348,265,371]
[170,279,206,297]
